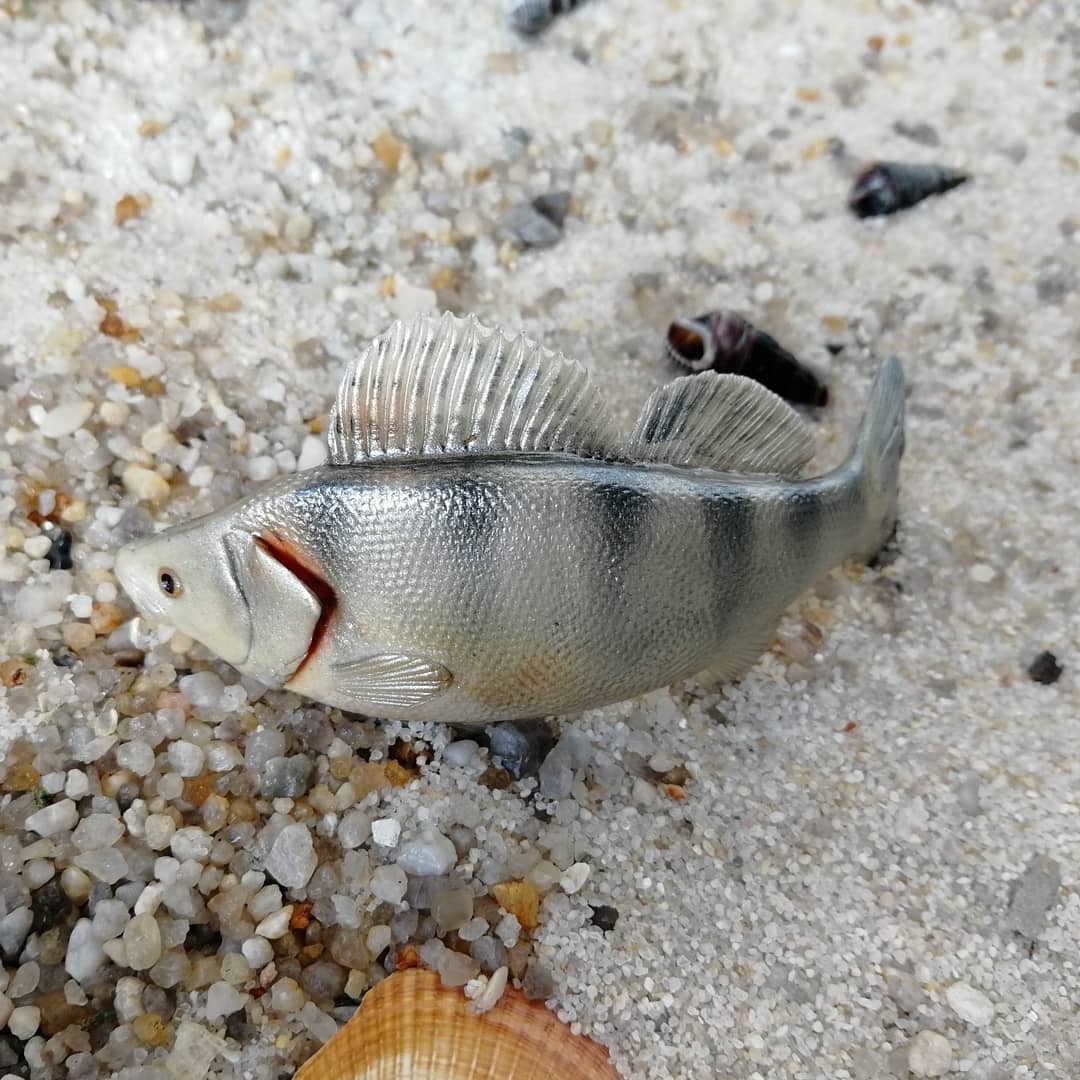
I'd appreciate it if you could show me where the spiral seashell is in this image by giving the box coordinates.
[849,160,969,218]
[294,967,622,1079]
[506,0,588,35]
[665,311,829,407]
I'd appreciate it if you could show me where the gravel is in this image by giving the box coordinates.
[1,1,1078,1078]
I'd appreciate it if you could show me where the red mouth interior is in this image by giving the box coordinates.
[254,534,337,682]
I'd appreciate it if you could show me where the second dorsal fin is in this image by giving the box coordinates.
[626,372,814,476]
[327,313,622,464]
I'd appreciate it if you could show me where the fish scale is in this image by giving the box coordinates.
[116,314,904,724]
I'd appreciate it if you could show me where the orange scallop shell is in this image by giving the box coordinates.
[294,967,622,1079]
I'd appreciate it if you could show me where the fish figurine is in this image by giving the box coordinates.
[116,313,905,725]
[666,310,830,407]
[849,160,969,218]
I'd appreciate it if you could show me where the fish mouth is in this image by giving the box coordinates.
[114,542,165,622]
[252,534,338,684]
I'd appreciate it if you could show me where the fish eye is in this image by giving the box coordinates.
[158,569,183,598]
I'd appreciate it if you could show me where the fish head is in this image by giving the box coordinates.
[115,517,324,686]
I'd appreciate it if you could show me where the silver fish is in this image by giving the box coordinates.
[116,314,905,725]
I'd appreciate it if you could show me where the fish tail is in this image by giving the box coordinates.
[847,357,905,561]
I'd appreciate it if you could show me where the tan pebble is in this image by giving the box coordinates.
[59,500,87,523]
[90,601,126,635]
[138,119,169,138]
[0,659,31,687]
[372,131,405,172]
[62,623,96,652]
[108,365,143,388]
[491,881,540,933]
[132,1012,172,1047]
[205,292,243,312]
[122,464,170,503]
[114,195,144,226]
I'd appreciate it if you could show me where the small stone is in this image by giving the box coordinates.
[90,898,129,941]
[589,904,619,932]
[145,814,177,851]
[166,1020,224,1079]
[560,862,590,895]
[7,1005,40,1040]
[500,203,562,249]
[122,464,170,503]
[32,401,93,439]
[260,755,314,798]
[25,799,78,837]
[337,810,372,849]
[72,814,125,851]
[168,741,206,778]
[370,865,408,904]
[371,818,401,848]
[65,918,106,983]
[432,887,474,933]
[205,981,247,1020]
[443,740,480,767]
[0,907,32,958]
[946,981,994,1027]
[491,881,540,933]
[522,960,555,1000]
[7,961,38,999]
[269,977,305,1013]
[298,1000,338,1043]
[300,960,347,1003]
[484,721,555,779]
[254,906,294,940]
[247,885,283,921]
[73,849,127,884]
[437,949,481,988]
[46,530,73,571]
[366,924,392,956]
[1027,650,1063,685]
[132,1012,171,1047]
[264,824,317,889]
[969,563,995,583]
[908,1031,953,1077]
[179,670,228,709]
[124,913,163,970]
[372,130,405,171]
[1005,854,1061,938]
[396,829,457,877]
[241,936,273,969]
[60,867,93,904]
[171,828,213,863]
[532,191,571,228]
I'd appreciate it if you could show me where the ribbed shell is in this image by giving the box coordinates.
[294,968,621,1080]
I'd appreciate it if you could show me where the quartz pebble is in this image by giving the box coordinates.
[73,813,125,850]
[260,755,314,798]
[371,818,401,848]
[396,829,456,876]
[65,918,106,983]
[264,825,317,888]
[560,862,591,894]
[31,400,94,438]
[205,980,248,1020]
[25,799,78,837]
[370,865,408,904]
[908,1030,953,1077]
[7,1004,40,1039]
[254,906,294,940]
[946,981,994,1027]
[124,913,163,970]
[241,936,273,969]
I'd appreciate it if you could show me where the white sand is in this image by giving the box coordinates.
[1,0,1077,1077]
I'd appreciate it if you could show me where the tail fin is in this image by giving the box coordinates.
[847,357,905,561]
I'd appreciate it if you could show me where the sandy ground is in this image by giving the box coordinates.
[1,0,1078,1077]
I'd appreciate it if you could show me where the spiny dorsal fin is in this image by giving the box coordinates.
[626,371,814,476]
[327,313,622,464]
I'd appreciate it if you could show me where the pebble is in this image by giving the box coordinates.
[65,918,106,983]
[145,814,177,851]
[589,904,619,932]
[443,740,481,767]
[560,862,591,894]
[371,818,401,848]
[171,828,214,863]
[121,464,170,503]
[72,813,125,850]
[484,721,555,779]
[265,825,318,888]
[298,1000,338,1043]
[59,867,93,904]
[30,401,94,439]
[0,992,11,1030]
[205,981,248,1020]
[179,671,228,709]
[908,1031,954,1077]
[269,977,305,1013]
[25,799,78,837]
[7,1005,40,1040]
[370,865,408,904]
[1027,650,1063,685]
[396,829,457,876]
[432,887,474,933]
[73,849,127,884]
[7,962,38,999]
[260,755,314,798]
[0,907,32,957]
[500,203,562,249]
[167,1021,224,1080]
[241,936,274,969]
[91,898,129,941]
[946,981,994,1027]
[337,810,372,849]
[168,741,206,778]
[124,913,163,970]
[254,906,294,940]
[1005,854,1061,938]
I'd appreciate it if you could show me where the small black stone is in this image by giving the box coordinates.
[46,529,73,570]
[226,1014,255,1043]
[1028,651,1063,685]
[825,342,845,355]
[589,904,620,932]
[532,191,571,228]
[483,720,556,780]
[31,879,71,934]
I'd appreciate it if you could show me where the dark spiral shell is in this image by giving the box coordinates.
[849,161,969,218]
[506,0,587,35]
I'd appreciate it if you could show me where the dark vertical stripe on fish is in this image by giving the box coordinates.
[702,489,758,630]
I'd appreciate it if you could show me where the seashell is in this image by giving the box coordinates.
[849,160,969,218]
[665,311,829,407]
[506,0,587,35]
[294,966,622,1079]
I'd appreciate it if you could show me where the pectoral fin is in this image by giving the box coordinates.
[332,653,453,710]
